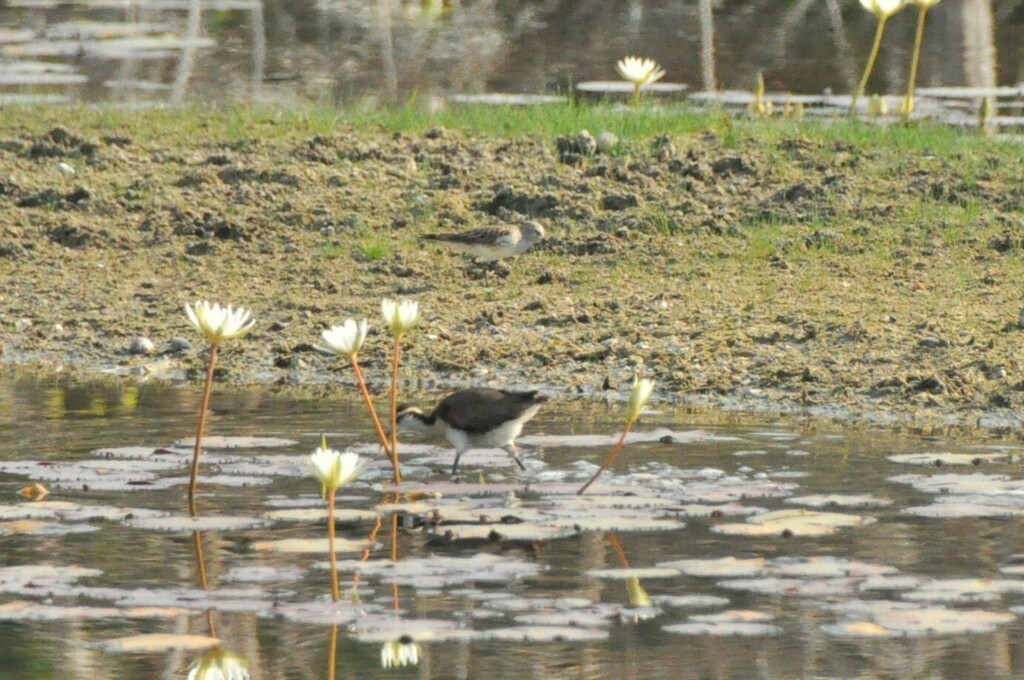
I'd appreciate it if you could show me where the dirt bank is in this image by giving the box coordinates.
[2,108,1024,433]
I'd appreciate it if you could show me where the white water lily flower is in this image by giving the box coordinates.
[858,0,906,18]
[381,298,419,337]
[908,0,940,6]
[381,638,421,668]
[308,447,362,496]
[616,56,666,87]
[185,301,255,345]
[625,376,655,423]
[319,319,369,358]
[186,647,249,680]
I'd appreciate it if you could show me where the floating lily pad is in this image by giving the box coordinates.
[432,523,577,542]
[889,473,1024,495]
[1,520,100,536]
[101,633,221,652]
[584,568,681,580]
[784,494,892,509]
[520,428,708,449]
[768,556,898,578]
[252,537,376,554]
[222,565,305,583]
[271,599,379,625]
[901,578,1024,603]
[93,446,192,461]
[712,509,874,537]
[651,595,730,609]
[678,479,797,503]
[0,565,102,594]
[352,616,461,639]
[665,502,763,517]
[333,553,543,588]
[125,515,270,532]
[262,508,379,523]
[657,557,766,578]
[822,600,1015,637]
[719,576,869,597]
[172,435,299,449]
[0,601,187,620]
[902,494,1024,518]
[662,621,781,636]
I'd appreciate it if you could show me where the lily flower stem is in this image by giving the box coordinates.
[850,15,889,117]
[328,624,339,680]
[188,344,219,517]
[577,419,636,495]
[327,489,340,601]
[632,84,640,106]
[388,339,403,485]
[349,357,397,464]
[903,5,928,122]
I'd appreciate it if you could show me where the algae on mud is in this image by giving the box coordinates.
[2,105,1024,431]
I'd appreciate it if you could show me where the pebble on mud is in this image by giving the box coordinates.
[167,337,193,353]
[128,337,155,355]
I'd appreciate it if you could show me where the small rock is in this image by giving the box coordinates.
[987,364,1007,380]
[14,318,32,332]
[595,131,619,153]
[917,337,949,349]
[56,162,75,176]
[129,337,155,355]
[167,336,193,353]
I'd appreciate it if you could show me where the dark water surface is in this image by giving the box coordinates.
[3,377,1024,678]
[0,1,1021,107]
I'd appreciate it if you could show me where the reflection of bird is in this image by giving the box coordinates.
[422,221,545,263]
[397,387,547,474]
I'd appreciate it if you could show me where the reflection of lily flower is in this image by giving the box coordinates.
[381,298,419,338]
[185,301,255,346]
[381,636,422,668]
[186,647,249,680]
[319,319,369,359]
[308,447,363,496]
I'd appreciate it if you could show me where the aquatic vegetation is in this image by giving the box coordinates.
[849,0,907,116]
[616,56,666,105]
[183,301,256,516]
[903,0,943,120]
[577,376,655,494]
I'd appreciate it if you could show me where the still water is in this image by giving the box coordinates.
[0,0,1021,107]
[3,376,1024,678]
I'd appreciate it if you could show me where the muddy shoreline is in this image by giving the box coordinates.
[3,110,1024,435]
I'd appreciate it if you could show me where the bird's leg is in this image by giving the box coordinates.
[451,449,466,475]
[502,444,527,471]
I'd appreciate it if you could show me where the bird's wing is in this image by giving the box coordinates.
[436,388,537,433]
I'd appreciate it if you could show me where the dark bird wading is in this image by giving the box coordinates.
[397,387,547,474]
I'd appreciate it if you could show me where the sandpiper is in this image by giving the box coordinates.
[397,387,547,474]
[421,221,545,263]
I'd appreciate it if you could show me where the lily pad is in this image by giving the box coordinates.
[823,600,1015,637]
[479,626,609,642]
[125,515,270,532]
[172,435,299,449]
[252,537,376,554]
[657,557,766,578]
[784,494,892,509]
[333,553,543,589]
[584,567,681,580]
[887,452,1013,466]
[101,633,221,652]
[712,509,875,537]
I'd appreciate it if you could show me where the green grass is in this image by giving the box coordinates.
[15,101,1018,159]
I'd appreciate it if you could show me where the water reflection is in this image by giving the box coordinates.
[0,0,1019,107]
